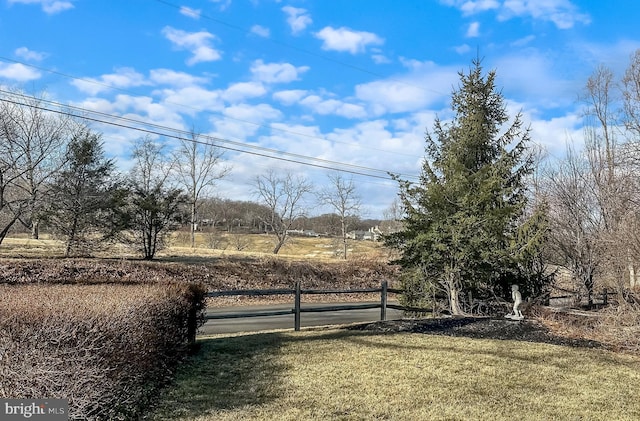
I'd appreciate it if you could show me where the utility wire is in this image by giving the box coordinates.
[0,55,425,160]
[0,90,419,181]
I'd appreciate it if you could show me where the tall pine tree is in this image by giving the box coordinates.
[386,60,548,315]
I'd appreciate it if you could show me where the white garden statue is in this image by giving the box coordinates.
[505,284,524,320]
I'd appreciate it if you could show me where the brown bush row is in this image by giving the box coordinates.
[0,282,206,420]
[0,256,399,290]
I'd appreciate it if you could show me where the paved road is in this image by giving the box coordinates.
[200,302,405,335]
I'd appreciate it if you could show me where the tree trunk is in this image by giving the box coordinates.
[31,220,39,240]
[0,215,19,245]
[341,219,347,260]
[190,201,196,248]
[628,261,637,289]
[65,214,79,257]
[449,285,463,315]
[445,269,464,316]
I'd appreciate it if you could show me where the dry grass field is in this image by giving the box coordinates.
[0,232,390,262]
[147,328,640,421]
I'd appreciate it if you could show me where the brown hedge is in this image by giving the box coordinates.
[0,279,206,420]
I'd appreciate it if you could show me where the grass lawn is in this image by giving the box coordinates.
[147,328,640,421]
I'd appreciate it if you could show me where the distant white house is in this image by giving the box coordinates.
[346,226,383,241]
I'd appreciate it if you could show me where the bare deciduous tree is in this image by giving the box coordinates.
[545,145,603,305]
[380,198,404,235]
[253,169,312,254]
[173,130,230,248]
[0,90,71,242]
[622,49,640,139]
[317,173,361,259]
[583,64,640,295]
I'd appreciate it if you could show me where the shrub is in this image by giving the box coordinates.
[0,282,206,420]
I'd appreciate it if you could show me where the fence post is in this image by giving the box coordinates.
[380,280,388,321]
[294,281,301,331]
[603,288,608,306]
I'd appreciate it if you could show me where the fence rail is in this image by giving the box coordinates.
[547,289,616,306]
[206,281,427,331]
[206,284,619,332]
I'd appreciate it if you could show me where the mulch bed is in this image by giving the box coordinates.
[350,317,604,349]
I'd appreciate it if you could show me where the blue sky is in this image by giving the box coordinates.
[1,0,639,218]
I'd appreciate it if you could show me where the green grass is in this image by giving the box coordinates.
[147,329,640,421]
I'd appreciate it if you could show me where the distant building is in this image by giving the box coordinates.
[346,226,383,241]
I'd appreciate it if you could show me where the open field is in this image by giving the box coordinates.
[147,327,640,421]
[0,232,390,261]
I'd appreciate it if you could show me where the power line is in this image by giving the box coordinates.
[0,90,420,181]
[0,55,425,161]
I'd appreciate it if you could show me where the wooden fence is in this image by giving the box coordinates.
[206,283,619,332]
[206,280,431,331]
[546,289,616,307]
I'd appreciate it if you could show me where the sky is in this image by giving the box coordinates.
[1,0,639,219]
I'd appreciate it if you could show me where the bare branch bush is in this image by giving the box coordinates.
[0,281,205,420]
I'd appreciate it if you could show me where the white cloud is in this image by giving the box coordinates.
[528,113,583,156]
[314,26,384,54]
[14,47,46,61]
[299,95,368,119]
[179,6,201,19]
[282,6,312,35]
[499,0,591,29]
[263,123,325,155]
[8,0,74,14]
[101,68,148,88]
[511,34,536,47]
[493,53,579,109]
[372,54,391,64]
[222,82,267,103]
[115,95,186,132]
[273,89,307,105]
[222,103,282,129]
[250,25,270,38]
[441,0,590,29]
[149,69,209,87]
[250,60,309,84]
[211,119,260,140]
[162,26,222,65]
[327,119,424,172]
[160,86,224,113]
[466,21,480,37]
[74,95,187,149]
[455,44,472,54]
[0,62,41,81]
[355,61,456,114]
[210,0,231,11]
[441,0,500,14]
[71,68,149,95]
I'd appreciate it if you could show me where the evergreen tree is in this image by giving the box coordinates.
[46,129,124,256]
[385,60,548,315]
